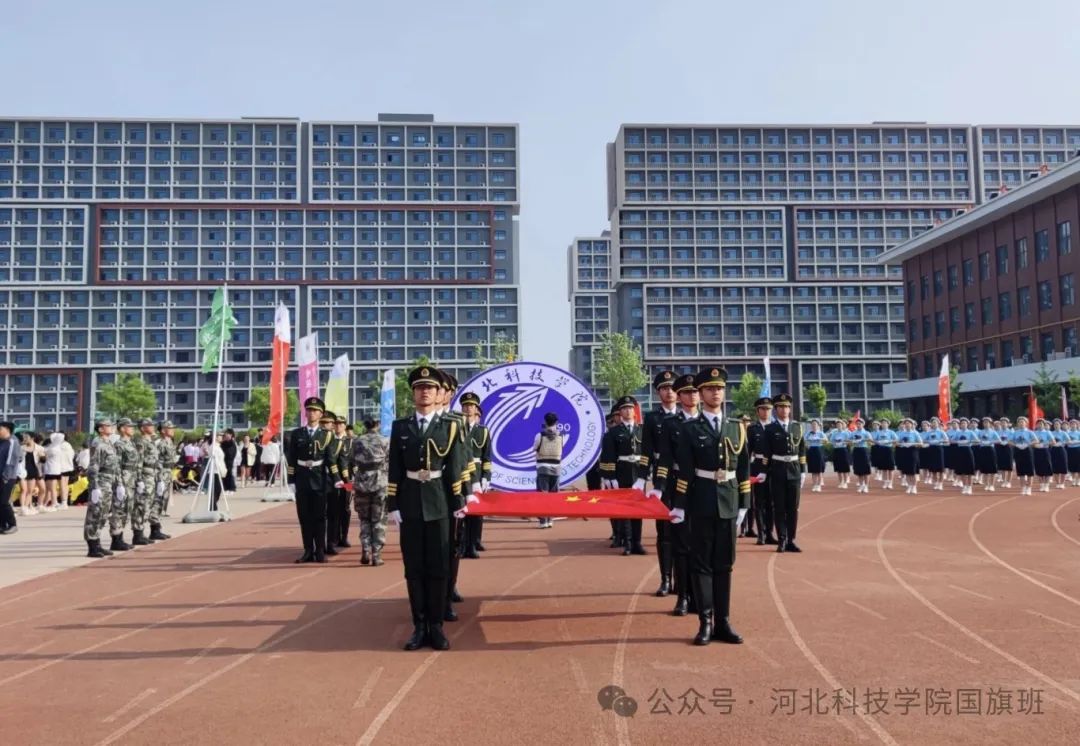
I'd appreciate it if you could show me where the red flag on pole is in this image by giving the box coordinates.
[1029,386,1044,425]
[938,354,951,424]
[262,303,291,445]
[633,401,643,425]
[848,410,860,431]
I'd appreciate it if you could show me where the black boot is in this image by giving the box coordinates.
[673,594,689,616]
[87,539,109,558]
[131,529,151,546]
[712,617,743,644]
[693,610,714,646]
[655,574,672,597]
[475,542,486,552]
[444,605,459,622]
[631,543,647,555]
[404,617,427,651]
[464,545,480,559]
[786,540,802,553]
[149,524,171,541]
[324,544,338,556]
[450,588,463,603]
[428,622,450,651]
[360,548,371,565]
[776,535,787,553]
[110,533,132,552]
[295,551,314,564]
[711,571,742,643]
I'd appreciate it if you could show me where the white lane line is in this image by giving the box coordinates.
[1050,496,1080,548]
[102,688,156,723]
[845,600,886,621]
[612,565,657,746]
[1024,608,1080,630]
[352,667,383,709]
[911,632,980,665]
[185,637,226,665]
[947,584,995,602]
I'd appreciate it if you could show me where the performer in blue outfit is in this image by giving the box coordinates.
[1011,416,1037,495]
[1050,420,1069,489]
[827,421,850,489]
[895,419,923,494]
[975,418,1000,492]
[994,419,1015,488]
[805,420,826,493]
[1066,420,1080,485]
[849,419,872,494]
[921,420,947,490]
[951,418,977,495]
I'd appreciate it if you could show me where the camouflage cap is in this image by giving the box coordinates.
[94,418,114,430]
[116,417,134,427]
[159,420,175,430]
[139,418,155,427]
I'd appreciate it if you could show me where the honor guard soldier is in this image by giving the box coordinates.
[670,367,750,646]
[286,397,339,563]
[747,398,775,546]
[638,371,679,594]
[647,373,701,615]
[334,415,354,548]
[762,393,806,553]
[601,396,646,555]
[84,419,120,558]
[320,411,348,557]
[436,370,470,619]
[460,391,491,559]
[387,366,470,651]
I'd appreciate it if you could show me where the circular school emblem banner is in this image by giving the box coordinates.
[453,362,605,491]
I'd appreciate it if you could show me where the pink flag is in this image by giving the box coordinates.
[297,333,319,425]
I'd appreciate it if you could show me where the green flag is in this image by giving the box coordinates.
[198,287,238,373]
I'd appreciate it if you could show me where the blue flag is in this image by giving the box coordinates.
[379,369,395,437]
[759,356,771,398]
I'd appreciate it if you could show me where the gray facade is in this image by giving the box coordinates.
[0,114,520,432]
[571,123,1080,415]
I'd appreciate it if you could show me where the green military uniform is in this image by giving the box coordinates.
[461,393,491,559]
[83,420,120,558]
[762,393,807,553]
[747,398,776,544]
[351,426,390,564]
[438,371,472,620]
[322,411,348,557]
[286,398,339,562]
[600,395,645,555]
[150,422,177,540]
[335,421,356,548]
[110,418,139,551]
[132,419,160,544]
[639,370,679,594]
[673,367,750,646]
[388,366,467,651]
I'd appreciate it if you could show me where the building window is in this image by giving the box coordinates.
[906,280,915,301]
[1036,229,1050,263]
[947,264,958,289]
[908,319,917,341]
[981,297,992,325]
[1038,280,1053,310]
[922,316,931,339]
[1059,221,1072,255]
[1041,332,1055,360]
[967,346,979,371]
[1064,326,1078,355]
[934,311,945,337]
[984,343,996,369]
[998,291,1011,321]
[962,258,974,286]
[978,251,990,281]
[1002,339,1014,364]
[996,244,1009,275]
[933,270,943,297]
[1018,286,1031,316]
[952,306,962,333]
[1016,237,1029,270]
[1061,273,1075,306]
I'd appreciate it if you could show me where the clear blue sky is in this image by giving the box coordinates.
[5,0,1080,366]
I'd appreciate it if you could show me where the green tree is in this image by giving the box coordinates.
[243,386,300,429]
[96,373,158,422]
[592,332,649,400]
[1068,372,1080,418]
[1029,363,1061,416]
[949,366,962,416]
[370,355,431,420]
[473,333,519,372]
[804,382,828,418]
[730,372,764,418]
[872,408,904,428]
[837,409,853,422]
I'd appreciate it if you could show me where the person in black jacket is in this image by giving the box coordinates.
[637,371,679,594]
[285,398,340,563]
[600,396,645,555]
[221,429,238,494]
[761,393,807,553]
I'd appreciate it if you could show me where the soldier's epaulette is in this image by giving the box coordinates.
[387,482,397,496]
[739,480,751,494]
[655,466,669,479]
[638,455,650,467]
[675,478,689,495]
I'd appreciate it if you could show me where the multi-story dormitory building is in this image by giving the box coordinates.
[0,114,520,431]
[569,123,1080,415]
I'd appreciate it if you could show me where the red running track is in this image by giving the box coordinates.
[0,482,1079,745]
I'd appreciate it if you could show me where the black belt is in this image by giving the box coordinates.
[355,463,380,471]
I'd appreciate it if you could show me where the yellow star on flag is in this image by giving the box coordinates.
[588,497,601,504]
[564,495,581,502]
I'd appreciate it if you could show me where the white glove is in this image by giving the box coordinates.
[90,489,102,505]
[632,478,646,492]
[481,478,490,492]
[646,488,662,500]
[737,507,748,525]
[799,474,806,489]
[288,483,296,495]
[115,485,126,501]
[334,481,344,489]
[136,481,145,492]
[156,482,166,497]
[669,508,685,524]
[754,474,767,484]
[454,507,468,519]
[466,494,480,505]
[389,509,402,526]
[603,479,615,489]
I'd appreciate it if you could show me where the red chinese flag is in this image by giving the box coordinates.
[848,410,860,432]
[467,489,671,520]
[1029,386,1044,424]
[633,401,643,425]
[263,303,291,445]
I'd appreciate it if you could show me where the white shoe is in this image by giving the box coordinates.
[986,485,995,492]
[911,486,918,494]
[1057,483,1066,490]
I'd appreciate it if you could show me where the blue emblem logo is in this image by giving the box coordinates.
[453,362,604,491]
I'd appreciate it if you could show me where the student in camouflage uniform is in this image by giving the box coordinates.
[84,419,120,558]
[351,417,389,566]
[109,417,139,552]
[132,418,160,545]
[334,416,355,548]
[149,420,176,541]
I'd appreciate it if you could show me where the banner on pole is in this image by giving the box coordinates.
[197,287,237,374]
[324,354,350,421]
[937,354,951,424]
[759,356,772,398]
[263,303,291,444]
[379,370,395,437]
[297,333,319,424]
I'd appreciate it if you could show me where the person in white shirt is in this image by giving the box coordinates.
[260,436,282,485]
[43,432,75,511]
